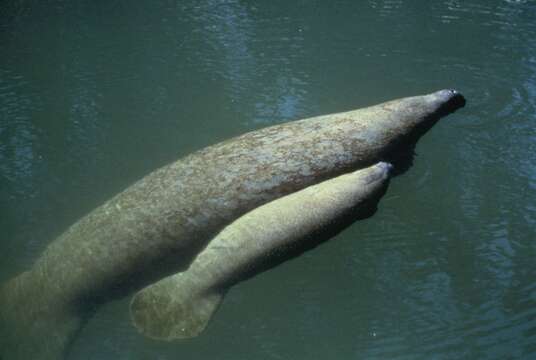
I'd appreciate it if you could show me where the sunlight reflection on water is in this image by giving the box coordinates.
[0,0,535,359]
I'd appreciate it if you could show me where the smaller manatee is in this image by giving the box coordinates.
[130,162,393,340]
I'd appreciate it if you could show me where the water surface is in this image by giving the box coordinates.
[1,0,535,359]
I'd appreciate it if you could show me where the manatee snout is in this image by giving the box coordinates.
[363,161,393,185]
[377,161,394,175]
[350,161,393,221]
[435,89,466,114]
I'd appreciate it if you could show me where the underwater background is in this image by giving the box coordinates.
[1,0,535,359]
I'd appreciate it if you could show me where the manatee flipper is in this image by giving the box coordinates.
[0,271,84,360]
[130,162,392,340]
[130,275,223,340]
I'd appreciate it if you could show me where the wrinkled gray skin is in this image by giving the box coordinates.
[0,90,465,359]
[130,162,393,341]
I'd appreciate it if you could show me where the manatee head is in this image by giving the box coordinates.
[380,89,465,137]
[430,89,467,115]
[414,89,466,124]
[376,89,466,174]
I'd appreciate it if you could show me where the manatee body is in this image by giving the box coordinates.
[130,162,392,340]
[0,90,465,359]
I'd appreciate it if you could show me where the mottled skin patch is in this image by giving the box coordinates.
[0,89,465,360]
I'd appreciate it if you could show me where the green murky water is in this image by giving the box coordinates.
[1,1,535,359]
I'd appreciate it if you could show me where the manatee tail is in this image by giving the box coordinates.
[0,271,84,360]
[130,274,224,341]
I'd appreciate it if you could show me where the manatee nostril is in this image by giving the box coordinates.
[449,89,457,95]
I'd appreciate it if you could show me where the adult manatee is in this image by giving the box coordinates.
[130,162,393,340]
[0,89,465,359]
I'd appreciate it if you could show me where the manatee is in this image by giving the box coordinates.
[130,162,393,340]
[0,89,465,359]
